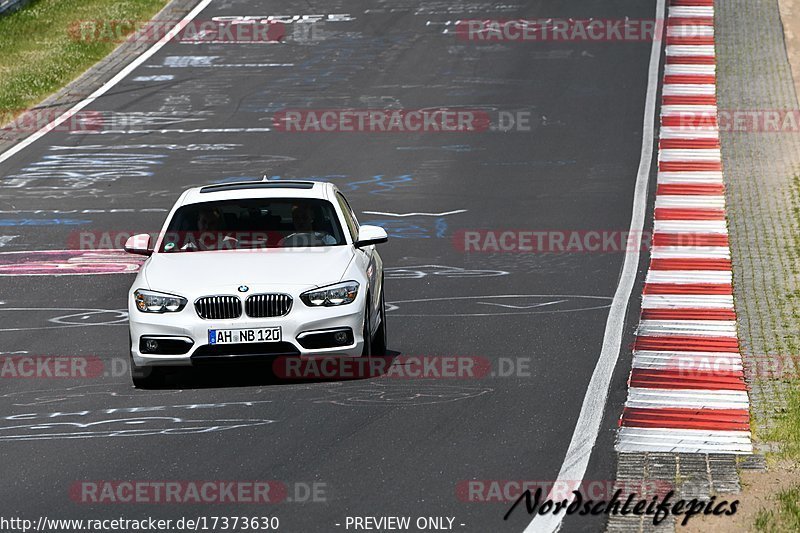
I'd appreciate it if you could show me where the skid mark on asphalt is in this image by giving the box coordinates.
[307,383,492,406]
[0,307,127,332]
[384,265,508,279]
[0,236,18,247]
[0,400,276,441]
[268,174,415,196]
[0,218,90,226]
[1,152,166,199]
[387,294,612,316]
[50,143,241,152]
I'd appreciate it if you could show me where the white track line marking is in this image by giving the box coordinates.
[361,209,467,217]
[75,128,273,134]
[524,1,665,531]
[0,236,18,248]
[0,0,215,164]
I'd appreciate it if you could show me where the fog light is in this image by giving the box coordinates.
[139,336,193,355]
[296,328,354,349]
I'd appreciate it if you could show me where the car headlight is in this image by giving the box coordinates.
[134,289,187,313]
[300,281,359,307]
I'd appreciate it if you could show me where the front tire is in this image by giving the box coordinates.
[372,288,387,356]
[130,361,166,389]
[361,296,373,357]
[129,340,165,389]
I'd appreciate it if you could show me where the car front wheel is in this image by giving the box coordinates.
[361,295,373,357]
[129,337,166,389]
[372,287,387,356]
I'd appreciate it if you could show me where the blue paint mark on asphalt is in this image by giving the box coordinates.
[396,145,476,153]
[362,218,449,239]
[0,219,91,226]
[271,175,348,182]
[362,220,431,239]
[212,176,260,184]
[270,174,414,195]
[481,160,576,167]
[339,175,413,195]
[435,217,448,238]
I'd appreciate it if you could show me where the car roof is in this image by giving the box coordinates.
[179,180,337,206]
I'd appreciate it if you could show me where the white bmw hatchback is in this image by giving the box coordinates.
[124,180,388,388]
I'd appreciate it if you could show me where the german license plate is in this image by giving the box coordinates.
[208,327,281,345]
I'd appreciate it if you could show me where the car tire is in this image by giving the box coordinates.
[129,336,165,389]
[372,287,387,356]
[130,358,166,389]
[361,295,373,357]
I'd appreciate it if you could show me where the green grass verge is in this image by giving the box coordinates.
[765,383,800,460]
[0,0,168,115]
[754,484,800,533]
[753,379,800,530]
[750,178,800,532]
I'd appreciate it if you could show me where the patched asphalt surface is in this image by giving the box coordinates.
[0,1,658,531]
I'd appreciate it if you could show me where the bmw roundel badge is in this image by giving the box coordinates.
[238,285,249,293]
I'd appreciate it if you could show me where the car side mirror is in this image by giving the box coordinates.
[354,225,388,248]
[124,233,153,256]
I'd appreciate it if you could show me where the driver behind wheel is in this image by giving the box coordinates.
[279,203,337,246]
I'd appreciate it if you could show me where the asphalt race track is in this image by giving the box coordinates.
[0,1,659,531]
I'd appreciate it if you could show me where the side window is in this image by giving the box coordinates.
[342,195,359,226]
[336,193,359,242]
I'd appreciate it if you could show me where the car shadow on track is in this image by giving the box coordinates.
[141,351,403,390]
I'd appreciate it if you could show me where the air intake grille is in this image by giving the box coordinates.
[245,293,292,318]
[195,296,242,320]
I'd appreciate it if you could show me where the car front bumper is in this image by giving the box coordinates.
[129,298,366,367]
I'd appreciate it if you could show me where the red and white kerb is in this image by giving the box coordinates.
[616,0,752,454]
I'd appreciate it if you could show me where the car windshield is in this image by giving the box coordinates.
[159,198,347,252]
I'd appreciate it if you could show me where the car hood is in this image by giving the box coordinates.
[142,247,355,294]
